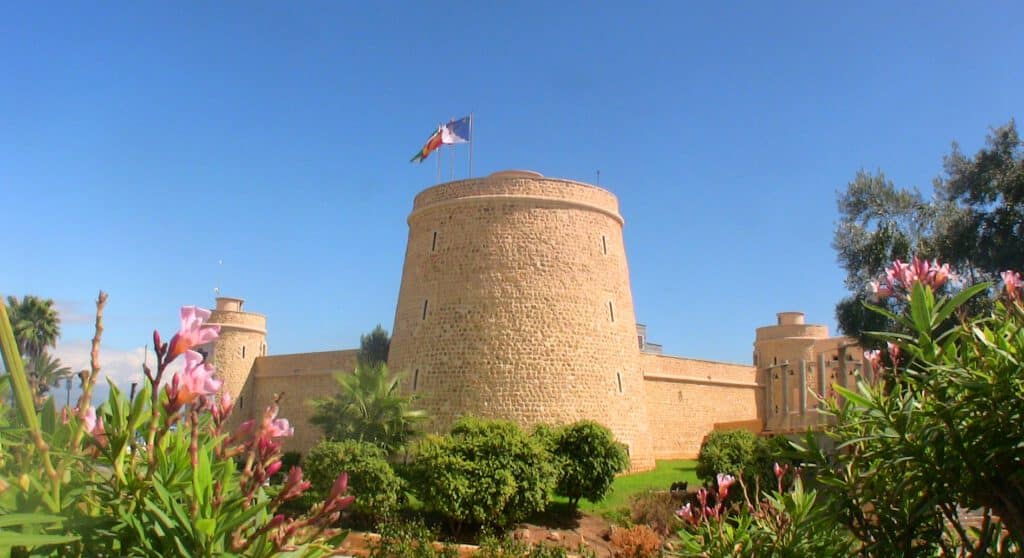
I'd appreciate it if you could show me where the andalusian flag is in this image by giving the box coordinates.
[410,127,444,163]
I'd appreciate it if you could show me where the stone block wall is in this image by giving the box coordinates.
[250,349,359,454]
[641,354,761,459]
[389,172,655,471]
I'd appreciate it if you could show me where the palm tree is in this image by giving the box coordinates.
[6,295,61,359]
[309,363,425,455]
[26,352,73,407]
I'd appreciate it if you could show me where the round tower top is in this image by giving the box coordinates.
[410,172,622,223]
[215,297,245,312]
[777,312,805,325]
[488,169,544,178]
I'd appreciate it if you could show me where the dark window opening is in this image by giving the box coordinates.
[602,235,608,255]
[413,369,419,391]
[616,372,623,393]
[431,231,438,251]
[241,345,246,359]
[422,299,429,320]
[608,301,615,322]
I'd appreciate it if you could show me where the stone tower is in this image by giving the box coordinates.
[388,170,655,470]
[205,296,267,420]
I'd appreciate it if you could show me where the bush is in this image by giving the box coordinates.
[609,525,661,558]
[696,429,757,482]
[369,519,459,558]
[551,420,629,506]
[407,417,556,530]
[629,490,685,536]
[304,439,402,526]
[696,430,794,498]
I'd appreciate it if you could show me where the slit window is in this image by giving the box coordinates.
[432,231,438,251]
[616,372,623,393]
[241,345,246,359]
[608,301,615,322]
[602,235,607,255]
[413,369,419,391]
[422,299,429,320]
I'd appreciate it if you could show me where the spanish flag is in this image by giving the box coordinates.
[410,127,444,163]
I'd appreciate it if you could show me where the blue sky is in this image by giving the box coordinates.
[2,2,1021,394]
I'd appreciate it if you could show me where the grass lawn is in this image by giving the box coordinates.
[553,459,699,516]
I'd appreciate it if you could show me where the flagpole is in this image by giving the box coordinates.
[468,113,474,178]
[436,140,441,182]
[449,143,454,180]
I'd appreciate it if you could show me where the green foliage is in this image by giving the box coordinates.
[358,324,391,368]
[309,363,425,454]
[0,294,353,557]
[695,429,757,483]
[5,295,61,360]
[304,439,401,525]
[696,431,794,501]
[407,417,556,530]
[550,420,628,506]
[833,120,1023,342]
[673,478,853,558]
[801,280,1024,555]
[368,520,459,558]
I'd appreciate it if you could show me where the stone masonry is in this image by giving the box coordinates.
[205,171,854,469]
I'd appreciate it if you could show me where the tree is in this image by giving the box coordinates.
[933,119,1024,279]
[833,120,1023,342]
[5,295,61,359]
[308,363,424,454]
[357,324,390,367]
[551,420,628,507]
[26,351,73,406]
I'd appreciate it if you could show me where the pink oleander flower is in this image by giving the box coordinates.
[262,405,294,439]
[716,473,735,500]
[1003,270,1022,301]
[325,472,356,513]
[82,406,107,447]
[170,350,222,406]
[266,460,283,477]
[887,342,901,368]
[872,257,955,299]
[864,350,882,372]
[167,306,220,362]
[280,467,311,500]
[675,502,694,522]
[773,462,789,481]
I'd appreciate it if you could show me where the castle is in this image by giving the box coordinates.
[205,171,860,471]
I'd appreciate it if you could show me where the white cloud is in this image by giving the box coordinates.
[53,299,95,325]
[52,341,184,406]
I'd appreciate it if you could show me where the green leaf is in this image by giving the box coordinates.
[195,518,216,537]
[0,532,79,546]
[0,513,65,528]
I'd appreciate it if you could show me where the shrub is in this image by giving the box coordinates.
[609,525,661,558]
[629,490,685,536]
[551,420,629,507]
[407,417,556,530]
[368,519,459,558]
[304,439,401,526]
[695,429,757,483]
[0,298,353,556]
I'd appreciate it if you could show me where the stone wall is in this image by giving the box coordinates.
[206,298,267,427]
[389,171,655,471]
[640,353,761,459]
[250,349,359,454]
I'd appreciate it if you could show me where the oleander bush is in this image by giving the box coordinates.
[0,296,354,557]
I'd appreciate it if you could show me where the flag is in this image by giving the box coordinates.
[441,115,471,144]
[410,127,443,163]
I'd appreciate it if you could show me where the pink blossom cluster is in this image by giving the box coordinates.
[863,342,901,374]
[868,257,953,301]
[1003,270,1022,302]
[676,473,735,526]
